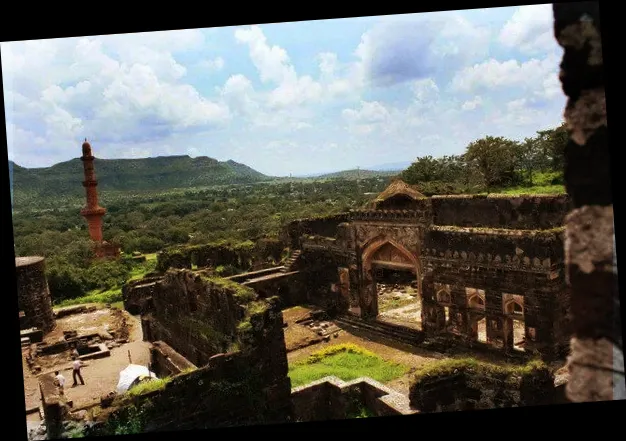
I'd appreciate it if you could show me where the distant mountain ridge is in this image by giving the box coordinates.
[8,155,414,201]
[9,155,270,198]
[314,169,400,179]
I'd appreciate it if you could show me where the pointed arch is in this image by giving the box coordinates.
[362,237,418,270]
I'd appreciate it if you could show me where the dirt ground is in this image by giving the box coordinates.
[22,306,151,412]
[282,306,325,352]
[377,283,422,330]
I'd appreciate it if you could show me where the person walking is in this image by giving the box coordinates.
[54,370,65,395]
[71,357,85,387]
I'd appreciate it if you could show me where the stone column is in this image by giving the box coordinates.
[553,2,625,401]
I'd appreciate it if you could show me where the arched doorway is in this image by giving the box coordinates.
[360,238,421,330]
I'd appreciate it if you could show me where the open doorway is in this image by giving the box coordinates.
[375,266,421,330]
[503,294,525,352]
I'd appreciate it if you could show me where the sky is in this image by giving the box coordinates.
[1,4,565,177]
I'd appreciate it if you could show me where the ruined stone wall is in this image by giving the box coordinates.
[142,270,250,366]
[421,228,566,358]
[296,248,352,314]
[408,359,555,412]
[97,294,293,433]
[122,276,162,315]
[15,256,56,333]
[149,341,197,378]
[39,372,68,439]
[156,239,284,273]
[553,2,625,401]
[291,376,416,422]
[431,194,570,229]
[284,214,351,249]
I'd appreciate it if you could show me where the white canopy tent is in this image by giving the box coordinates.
[116,364,158,394]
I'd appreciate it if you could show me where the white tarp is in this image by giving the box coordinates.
[116,364,157,394]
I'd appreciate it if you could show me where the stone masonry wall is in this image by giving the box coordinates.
[431,194,570,229]
[421,228,566,358]
[122,276,162,315]
[149,341,197,378]
[15,256,56,333]
[142,270,246,366]
[423,227,565,269]
[291,376,416,422]
[39,372,68,439]
[408,360,555,412]
[284,214,351,249]
[553,2,625,401]
[156,239,284,273]
[98,292,293,433]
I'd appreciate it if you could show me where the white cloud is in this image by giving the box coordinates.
[461,96,483,111]
[450,54,559,94]
[354,13,492,87]
[3,34,230,165]
[199,56,225,72]
[499,4,555,55]
[235,25,325,110]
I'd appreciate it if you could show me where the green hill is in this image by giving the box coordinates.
[316,169,399,179]
[10,155,270,199]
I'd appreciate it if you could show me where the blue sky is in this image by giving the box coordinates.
[2,4,565,177]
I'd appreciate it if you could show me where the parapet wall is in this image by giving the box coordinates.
[15,256,56,333]
[408,359,555,412]
[39,372,68,439]
[431,194,570,229]
[424,226,565,268]
[149,341,197,378]
[291,376,416,422]
[156,238,284,273]
[284,214,351,249]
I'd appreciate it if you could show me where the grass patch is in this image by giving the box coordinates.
[378,297,416,313]
[56,288,122,307]
[110,301,124,310]
[127,259,157,282]
[289,343,409,388]
[493,184,565,195]
[126,377,171,397]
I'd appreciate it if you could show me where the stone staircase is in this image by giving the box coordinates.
[280,249,302,273]
[334,313,425,347]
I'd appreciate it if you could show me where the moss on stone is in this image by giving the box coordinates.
[179,316,231,351]
[411,357,549,386]
[198,274,257,304]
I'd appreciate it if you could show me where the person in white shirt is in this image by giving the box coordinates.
[72,357,85,386]
[54,371,65,395]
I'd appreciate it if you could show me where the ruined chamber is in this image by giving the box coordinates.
[287,180,572,360]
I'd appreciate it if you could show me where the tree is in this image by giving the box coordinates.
[401,156,445,184]
[536,122,569,172]
[514,137,543,186]
[464,136,520,188]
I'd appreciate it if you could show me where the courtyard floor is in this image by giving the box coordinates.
[22,306,151,416]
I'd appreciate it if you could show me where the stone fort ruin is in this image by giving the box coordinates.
[282,180,571,360]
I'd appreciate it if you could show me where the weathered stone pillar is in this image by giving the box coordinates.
[553,2,625,401]
[15,256,56,334]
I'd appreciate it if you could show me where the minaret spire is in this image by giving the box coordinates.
[80,139,106,243]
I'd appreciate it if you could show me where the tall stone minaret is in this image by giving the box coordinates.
[80,139,106,243]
